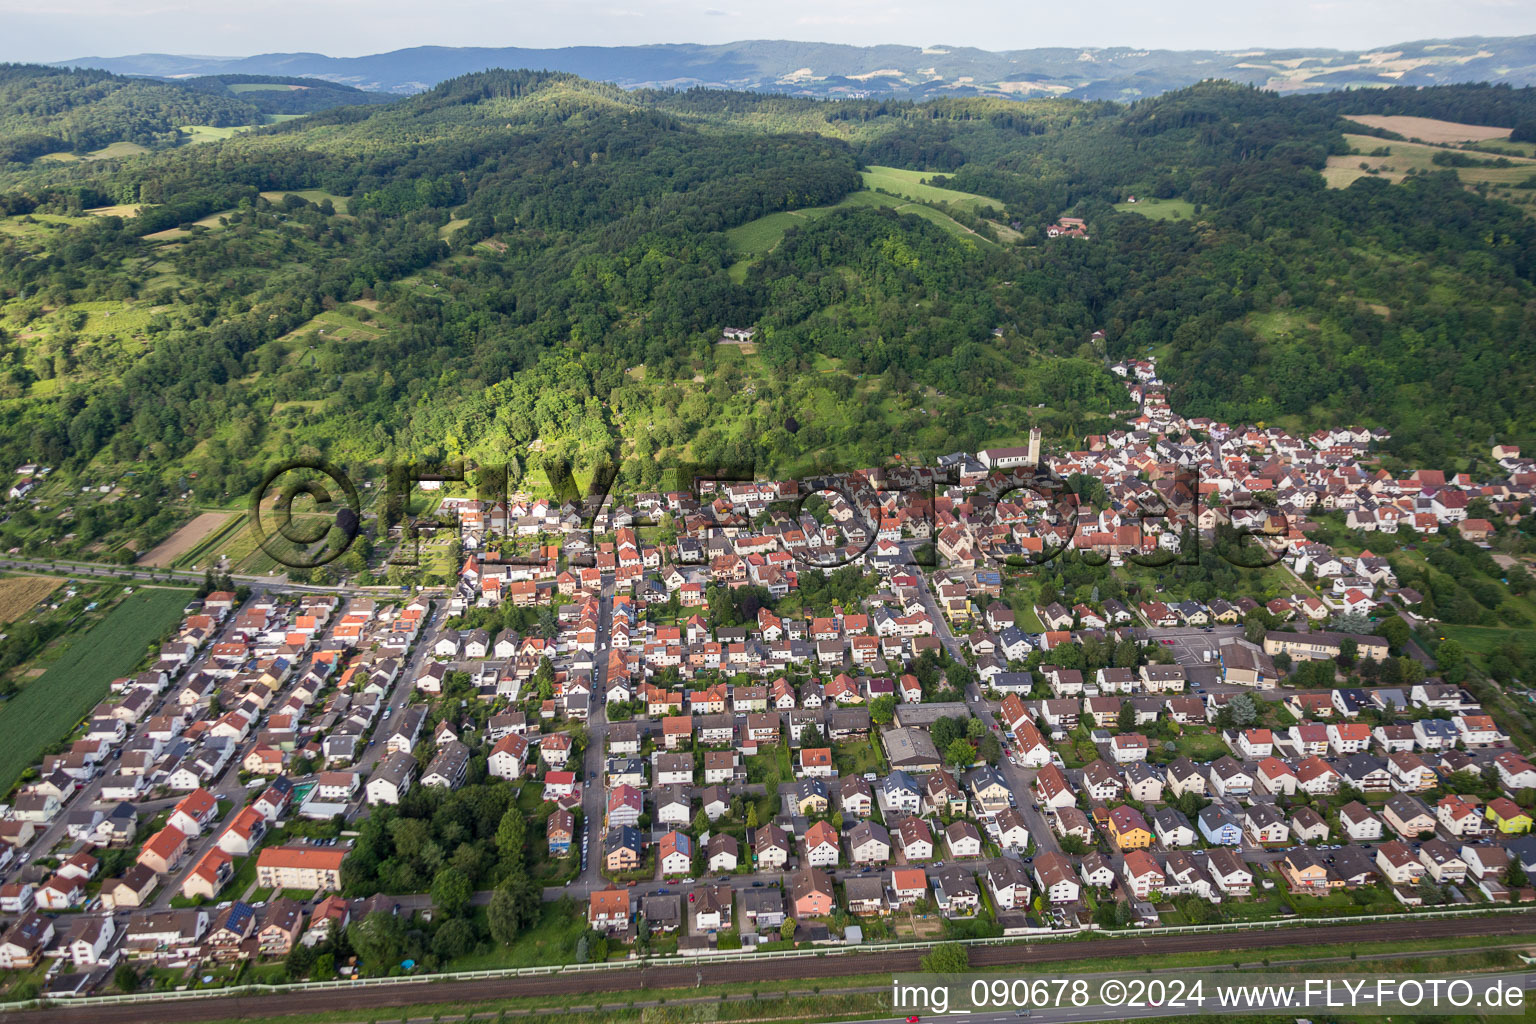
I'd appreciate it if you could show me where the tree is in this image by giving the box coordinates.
[746,802,759,829]
[495,807,527,865]
[431,866,473,917]
[1377,615,1410,653]
[869,695,897,725]
[1415,876,1447,906]
[945,738,977,767]
[349,910,407,968]
[693,807,709,833]
[920,942,969,973]
[780,918,797,943]
[114,963,141,992]
[931,716,963,750]
[284,940,317,980]
[1116,702,1136,732]
[1338,637,1358,667]
[1435,639,1468,683]
[1228,692,1258,727]
[432,917,478,960]
[488,872,541,946]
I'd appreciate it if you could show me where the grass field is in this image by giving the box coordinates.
[1342,114,1512,144]
[0,586,191,792]
[1325,133,1536,190]
[258,189,350,213]
[1115,197,1197,221]
[860,166,1005,215]
[725,188,992,282]
[0,576,62,624]
[179,125,254,144]
[1435,623,1536,659]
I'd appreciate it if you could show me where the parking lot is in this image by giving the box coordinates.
[1141,625,1242,670]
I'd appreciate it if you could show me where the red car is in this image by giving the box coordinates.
[905,1017,921,1023]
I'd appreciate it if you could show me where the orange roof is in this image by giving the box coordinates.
[804,820,839,848]
[890,867,927,891]
[589,888,630,915]
[225,805,266,838]
[189,846,232,882]
[256,845,346,872]
[175,787,218,818]
[141,825,187,860]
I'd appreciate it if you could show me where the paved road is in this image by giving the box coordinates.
[0,555,391,598]
[15,912,1536,1024]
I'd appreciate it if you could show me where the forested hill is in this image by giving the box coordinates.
[0,64,394,164]
[179,75,397,116]
[59,34,1536,99]
[0,65,257,163]
[0,71,1533,503]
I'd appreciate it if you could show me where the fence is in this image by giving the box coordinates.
[15,903,1534,1012]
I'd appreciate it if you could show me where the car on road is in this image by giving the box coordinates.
[905,1016,921,1023]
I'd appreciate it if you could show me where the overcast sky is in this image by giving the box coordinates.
[6,0,1535,63]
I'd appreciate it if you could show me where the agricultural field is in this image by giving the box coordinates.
[0,576,61,624]
[1341,114,1512,144]
[1114,197,1197,221]
[136,511,236,567]
[0,586,191,793]
[1324,133,1536,191]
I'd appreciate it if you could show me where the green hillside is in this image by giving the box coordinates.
[0,71,1533,562]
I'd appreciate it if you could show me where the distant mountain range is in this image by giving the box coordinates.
[57,35,1536,100]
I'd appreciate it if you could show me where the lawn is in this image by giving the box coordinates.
[0,586,191,792]
[445,900,588,969]
[1168,730,1229,762]
[832,738,886,777]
